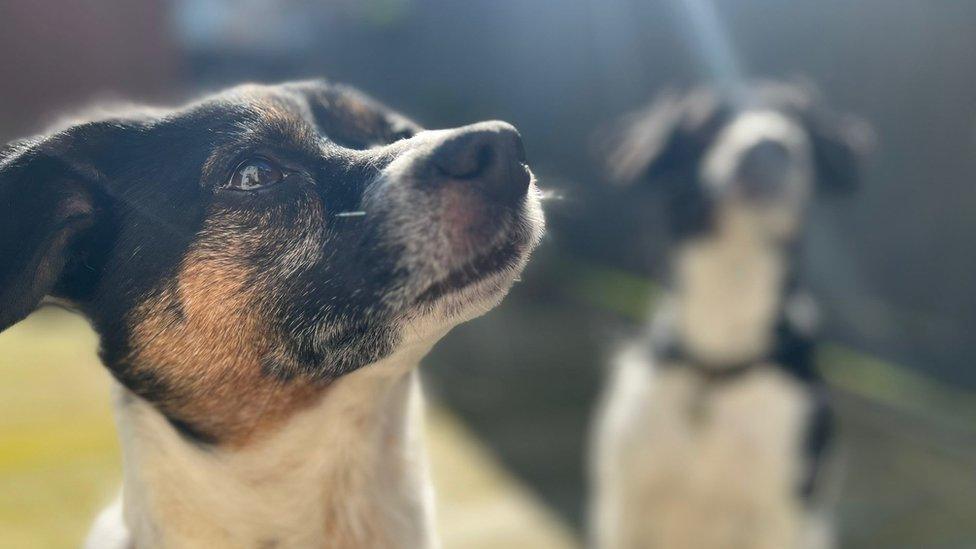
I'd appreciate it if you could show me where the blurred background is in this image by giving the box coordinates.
[1,1,974,547]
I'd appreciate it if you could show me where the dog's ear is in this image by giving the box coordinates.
[606,88,725,185]
[764,79,875,194]
[0,123,116,331]
[605,91,685,184]
[805,108,874,193]
[290,79,423,148]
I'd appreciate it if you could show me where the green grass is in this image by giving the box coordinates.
[819,344,976,429]
[0,308,120,549]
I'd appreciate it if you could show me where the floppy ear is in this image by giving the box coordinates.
[757,75,875,192]
[606,91,685,184]
[291,79,423,148]
[767,78,875,194]
[606,88,724,185]
[0,125,111,331]
[806,109,874,193]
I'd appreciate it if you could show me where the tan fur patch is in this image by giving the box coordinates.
[126,205,327,447]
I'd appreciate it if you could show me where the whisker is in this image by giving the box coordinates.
[539,188,565,201]
[334,211,367,218]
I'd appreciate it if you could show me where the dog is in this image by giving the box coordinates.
[590,82,871,549]
[0,79,544,548]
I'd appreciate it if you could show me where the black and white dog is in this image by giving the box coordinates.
[0,80,544,548]
[590,83,870,549]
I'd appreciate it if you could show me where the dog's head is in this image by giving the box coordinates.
[610,81,872,247]
[0,80,544,444]
[609,81,871,366]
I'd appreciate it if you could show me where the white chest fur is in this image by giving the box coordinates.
[87,340,441,549]
[592,349,831,549]
[672,209,787,367]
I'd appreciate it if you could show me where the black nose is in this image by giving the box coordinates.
[737,138,792,197]
[428,121,530,204]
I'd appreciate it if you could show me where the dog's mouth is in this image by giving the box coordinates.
[414,235,523,304]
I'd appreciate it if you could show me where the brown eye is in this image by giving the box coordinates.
[227,157,284,191]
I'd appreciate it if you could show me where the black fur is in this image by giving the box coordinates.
[0,79,533,441]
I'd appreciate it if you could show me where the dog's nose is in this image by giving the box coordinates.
[428,121,530,205]
[737,138,792,197]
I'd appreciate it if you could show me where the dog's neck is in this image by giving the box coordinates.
[109,336,442,549]
[663,208,795,369]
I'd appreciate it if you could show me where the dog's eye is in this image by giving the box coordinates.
[227,157,284,191]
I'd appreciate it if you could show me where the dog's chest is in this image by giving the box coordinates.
[604,357,816,548]
[635,365,810,487]
[109,367,436,549]
[672,217,786,365]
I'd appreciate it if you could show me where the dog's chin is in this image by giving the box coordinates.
[399,185,544,340]
[414,236,522,304]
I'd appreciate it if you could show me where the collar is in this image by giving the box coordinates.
[649,294,820,384]
[655,340,766,383]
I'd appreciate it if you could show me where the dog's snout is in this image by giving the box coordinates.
[737,139,792,197]
[427,121,530,204]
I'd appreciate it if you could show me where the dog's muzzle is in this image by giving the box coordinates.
[422,120,531,207]
[360,120,539,306]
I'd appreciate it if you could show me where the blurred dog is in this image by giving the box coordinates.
[590,82,871,549]
[0,80,544,548]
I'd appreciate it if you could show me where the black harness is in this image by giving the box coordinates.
[652,301,819,382]
[648,296,834,503]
